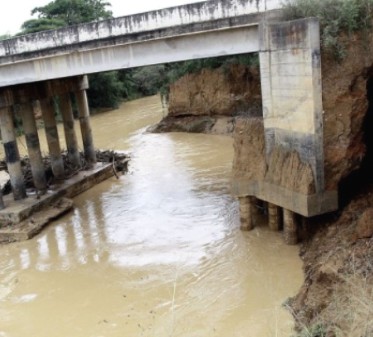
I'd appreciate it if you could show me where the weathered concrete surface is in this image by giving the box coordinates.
[232,18,338,217]
[0,163,113,226]
[0,0,282,87]
[0,198,73,244]
[259,18,324,192]
[0,0,281,60]
[239,196,257,231]
[0,27,260,87]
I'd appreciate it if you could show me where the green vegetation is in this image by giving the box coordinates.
[20,0,112,34]
[0,34,11,41]
[87,72,124,109]
[282,0,373,60]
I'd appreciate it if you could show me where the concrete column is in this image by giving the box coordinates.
[20,102,47,193]
[59,94,81,169]
[0,190,4,210]
[239,196,257,231]
[268,203,282,231]
[40,98,64,179]
[283,209,298,245]
[75,89,96,166]
[0,107,27,200]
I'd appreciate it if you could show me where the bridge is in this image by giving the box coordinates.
[0,0,338,244]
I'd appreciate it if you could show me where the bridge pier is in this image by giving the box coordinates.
[239,196,257,231]
[0,76,98,207]
[283,209,298,245]
[268,203,282,231]
[20,102,47,193]
[0,94,27,201]
[40,97,65,180]
[75,76,96,167]
[59,93,81,169]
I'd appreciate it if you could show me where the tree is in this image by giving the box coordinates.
[20,0,112,35]
[20,18,66,34]
[31,0,112,26]
[0,34,11,41]
[87,72,124,110]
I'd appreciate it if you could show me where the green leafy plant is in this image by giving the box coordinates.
[282,0,373,60]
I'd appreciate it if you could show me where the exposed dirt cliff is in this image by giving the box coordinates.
[284,32,373,335]
[230,36,373,334]
[151,33,373,335]
[150,64,262,134]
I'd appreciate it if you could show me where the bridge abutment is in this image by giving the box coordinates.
[233,18,339,244]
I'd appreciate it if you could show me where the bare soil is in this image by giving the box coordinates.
[289,185,373,336]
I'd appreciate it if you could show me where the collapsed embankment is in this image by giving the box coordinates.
[284,32,373,335]
[153,32,373,335]
[149,64,262,135]
[233,36,373,333]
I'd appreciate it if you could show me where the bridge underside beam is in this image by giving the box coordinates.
[0,26,259,87]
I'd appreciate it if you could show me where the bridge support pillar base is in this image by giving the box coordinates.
[239,196,257,231]
[283,209,298,245]
[75,76,96,167]
[268,203,282,231]
[0,107,27,201]
[41,98,65,180]
[60,94,81,169]
[21,102,47,193]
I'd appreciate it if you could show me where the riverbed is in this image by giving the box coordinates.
[0,95,303,337]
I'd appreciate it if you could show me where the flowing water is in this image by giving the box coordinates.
[0,96,303,337]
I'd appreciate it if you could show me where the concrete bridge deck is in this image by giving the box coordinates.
[0,0,282,87]
[0,0,338,244]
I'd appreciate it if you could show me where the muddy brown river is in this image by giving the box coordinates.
[0,96,303,337]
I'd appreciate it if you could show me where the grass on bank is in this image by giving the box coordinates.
[287,267,373,337]
[282,0,373,60]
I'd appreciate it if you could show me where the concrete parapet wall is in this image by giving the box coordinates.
[0,0,281,60]
[0,1,283,87]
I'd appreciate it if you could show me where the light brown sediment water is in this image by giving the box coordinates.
[0,95,303,337]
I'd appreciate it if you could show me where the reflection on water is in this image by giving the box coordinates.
[0,95,303,337]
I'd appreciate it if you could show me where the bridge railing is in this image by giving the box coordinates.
[0,0,282,59]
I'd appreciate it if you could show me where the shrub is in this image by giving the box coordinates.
[282,0,373,60]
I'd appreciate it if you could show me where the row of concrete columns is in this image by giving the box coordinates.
[239,196,299,245]
[0,76,96,209]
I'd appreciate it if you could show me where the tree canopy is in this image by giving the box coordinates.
[20,0,112,34]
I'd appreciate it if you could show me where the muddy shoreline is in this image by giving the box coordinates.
[288,186,373,336]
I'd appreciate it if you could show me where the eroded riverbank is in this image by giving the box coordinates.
[0,96,303,337]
